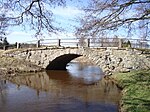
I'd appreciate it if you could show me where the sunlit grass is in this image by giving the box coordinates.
[112,70,150,112]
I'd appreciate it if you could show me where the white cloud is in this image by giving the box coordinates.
[9,31,31,36]
[50,6,83,33]
[7,31,35,43]
[7,30,77,44]
[57,32,76,38]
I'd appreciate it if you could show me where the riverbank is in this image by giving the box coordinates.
[0,51,43,79]
[110,70,150,112]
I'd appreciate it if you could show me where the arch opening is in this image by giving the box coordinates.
[46,54,82,70]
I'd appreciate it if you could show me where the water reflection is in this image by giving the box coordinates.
[0,62,121,112]
[67,62,104,84]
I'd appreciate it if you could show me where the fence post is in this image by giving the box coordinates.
[17,43,21,49]
[3,46,6,50]
[58,39,61,47]
[36,40,40,48]
[118,38,122,48]
[86,38,90,47]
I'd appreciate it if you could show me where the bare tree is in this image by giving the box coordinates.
[0,13,9,40]
[76,0,150,39]
[0,0,66,37]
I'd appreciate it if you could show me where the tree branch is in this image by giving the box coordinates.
[76,0,150,39]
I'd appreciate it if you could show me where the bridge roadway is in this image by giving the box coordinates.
[4,47,150,75]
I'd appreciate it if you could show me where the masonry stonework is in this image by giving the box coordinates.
[4,47,150,75]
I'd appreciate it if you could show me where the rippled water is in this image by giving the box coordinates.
[0,62,121,112]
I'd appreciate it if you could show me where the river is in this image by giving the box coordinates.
[0,62,121,112]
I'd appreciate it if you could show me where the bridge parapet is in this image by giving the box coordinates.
[1,38,150,50]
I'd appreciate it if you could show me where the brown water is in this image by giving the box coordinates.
[0,62,121,112]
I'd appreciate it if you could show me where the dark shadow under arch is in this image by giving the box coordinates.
[46,54,82,70]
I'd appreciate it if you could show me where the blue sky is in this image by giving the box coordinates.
[7,0,87,44]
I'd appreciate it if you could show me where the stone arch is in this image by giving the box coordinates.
[46,54,82,70]
[5,47,150,74]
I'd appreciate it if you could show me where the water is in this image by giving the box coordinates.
[0,62,121,112]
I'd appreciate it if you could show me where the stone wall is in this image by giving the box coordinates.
[4,47,150,75]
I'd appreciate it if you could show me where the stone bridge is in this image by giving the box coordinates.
[4,47,150,75]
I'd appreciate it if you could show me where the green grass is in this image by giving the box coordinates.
[112,70,150,112]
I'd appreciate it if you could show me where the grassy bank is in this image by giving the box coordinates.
[111,70,150,112]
